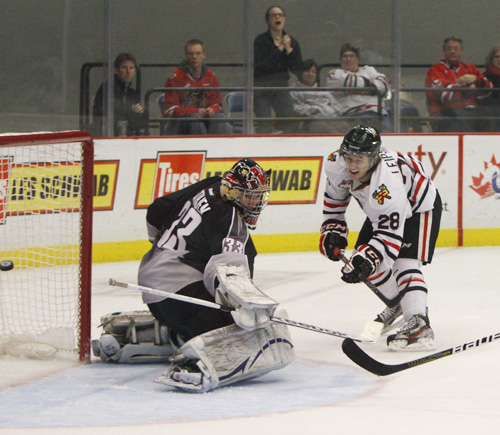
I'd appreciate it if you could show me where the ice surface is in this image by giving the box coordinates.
[1,247,500,434]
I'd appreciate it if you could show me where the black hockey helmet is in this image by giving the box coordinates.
[339,125,381,167]
[221,159,271,230]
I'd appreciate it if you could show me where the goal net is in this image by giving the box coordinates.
[0,131,93,362]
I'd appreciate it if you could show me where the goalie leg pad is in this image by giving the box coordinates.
[92,310,175,363]
[154,310,295,392]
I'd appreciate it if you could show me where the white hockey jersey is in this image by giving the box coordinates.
[326,65,389,116]
[323,148,437,272]
[289,79,341,118]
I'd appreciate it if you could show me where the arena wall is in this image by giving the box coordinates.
[91,134,500,262]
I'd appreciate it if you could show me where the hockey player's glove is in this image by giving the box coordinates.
[341,245,381,284]
[215,264,278,331]
[319,219,348,262]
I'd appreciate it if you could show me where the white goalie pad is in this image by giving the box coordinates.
[154,310,295,393]
[215,264,279,330]
[91,310,175,363]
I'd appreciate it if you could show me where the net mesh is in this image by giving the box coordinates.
[0,140,85,359]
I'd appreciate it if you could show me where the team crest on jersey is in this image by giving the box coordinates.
[327,151,339,162]
[338,179,352,189]
[373,184,391,204]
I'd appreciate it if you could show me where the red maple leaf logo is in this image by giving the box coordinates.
[469,155,500,198]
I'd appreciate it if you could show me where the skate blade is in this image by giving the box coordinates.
[154,372,204,392]
[388,337,436,351]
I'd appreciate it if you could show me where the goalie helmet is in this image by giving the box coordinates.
[221,159,271,230]
[339,125,381,168]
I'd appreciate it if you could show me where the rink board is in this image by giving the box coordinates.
[2,133,492,262]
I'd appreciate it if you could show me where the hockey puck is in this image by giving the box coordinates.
[0,260,14,271]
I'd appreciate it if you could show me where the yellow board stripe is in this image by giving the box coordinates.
[6,229,492,265]
[1,245,80,268]
[90,228,482,263]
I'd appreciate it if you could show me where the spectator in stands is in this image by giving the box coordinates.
[162,39,231,135]
[254,6,302,133]
[425,36,494,132]
[290,59,344,133]
[481,46,500,131]
[326,43,390,132]
[92,53,148,136]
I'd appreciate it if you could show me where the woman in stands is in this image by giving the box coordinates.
[253,6,302,134]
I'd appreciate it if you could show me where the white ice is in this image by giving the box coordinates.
[1,247,500,435]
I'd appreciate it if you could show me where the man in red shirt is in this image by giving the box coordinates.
[425,36,494,132]
[163,39,232,135]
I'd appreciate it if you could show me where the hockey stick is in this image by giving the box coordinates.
[109,279,372,343]
[342,333,500,376]
[336,251,400,308]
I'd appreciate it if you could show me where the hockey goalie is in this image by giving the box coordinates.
[92,159,295,392]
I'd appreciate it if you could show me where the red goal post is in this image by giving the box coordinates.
[0,131,93,362]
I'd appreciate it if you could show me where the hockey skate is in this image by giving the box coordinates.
[154,354,212,393]
[360,304,404,341]
[387,314,435,350]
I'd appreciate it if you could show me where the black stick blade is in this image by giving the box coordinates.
[343,334,500,377]
[342,338,406,376]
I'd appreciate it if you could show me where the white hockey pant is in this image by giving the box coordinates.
[376,258,429,321]
[157,314,295,392]
[92,310,175,363]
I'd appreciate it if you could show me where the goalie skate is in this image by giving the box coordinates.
[387,314,435,351]
[360,304,404,341]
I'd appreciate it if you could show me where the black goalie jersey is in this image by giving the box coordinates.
[138,176,257,304]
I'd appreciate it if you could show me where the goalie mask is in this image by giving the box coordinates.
[221,159,271,230]
[339,125,381,169]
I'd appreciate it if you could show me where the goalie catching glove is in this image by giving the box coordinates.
[341,245,381,283]
[215,264,278,331]
[319,219,348,261]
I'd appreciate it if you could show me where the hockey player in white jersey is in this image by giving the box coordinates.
[92,159,294,392]
[319,126,442,350]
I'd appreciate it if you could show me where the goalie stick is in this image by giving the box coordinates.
[342,332,500,376]
[336,250,400,308]
[109,279,372,343]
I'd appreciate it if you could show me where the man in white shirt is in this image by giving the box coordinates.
[327,43,390,132]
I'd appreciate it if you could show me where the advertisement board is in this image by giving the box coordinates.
[86,134,476,261]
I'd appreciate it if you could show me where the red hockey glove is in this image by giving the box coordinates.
[341,245,381,283]
[319,219,348,262]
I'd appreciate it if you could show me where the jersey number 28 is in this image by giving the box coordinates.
[378,212,400,230]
